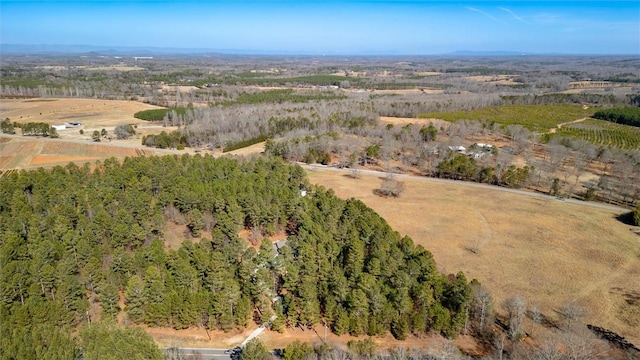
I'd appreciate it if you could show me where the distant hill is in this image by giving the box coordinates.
[445,50,532,56]
[0,44,216,56]
[2,44,547,57]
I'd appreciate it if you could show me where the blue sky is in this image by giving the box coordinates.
[1,1,638,54]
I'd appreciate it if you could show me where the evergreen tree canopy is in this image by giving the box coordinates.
[0,154,473,358]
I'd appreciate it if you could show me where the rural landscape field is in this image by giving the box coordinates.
[2,44,640,360]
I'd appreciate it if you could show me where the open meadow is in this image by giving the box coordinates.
[307,167,640,345]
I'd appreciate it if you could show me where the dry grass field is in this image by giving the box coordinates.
[307,168,640,345]
[0,98,161,126]
[379,116,450,128]
[0,136,162,170]
[465,74,521,85]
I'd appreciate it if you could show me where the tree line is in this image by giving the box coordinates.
[5,121,59,137]
[593,107,640,127]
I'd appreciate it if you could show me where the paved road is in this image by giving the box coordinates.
[301,163,629,213]
[165,347,232,359]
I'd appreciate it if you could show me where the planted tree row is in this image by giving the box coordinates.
[223,134,269,152]
[13,121,58,137]
[555,122,640,150]
[419,104,595,132]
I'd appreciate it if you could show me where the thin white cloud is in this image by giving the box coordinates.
[531,13,563,24]
[466,6,506,25]
[498,7,529,24]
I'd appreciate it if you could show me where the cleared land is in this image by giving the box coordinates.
[0,136,165,170]
[379,116,450,128]
[306,168,640,345]
[0,98,162,126]
[465,74,521,85]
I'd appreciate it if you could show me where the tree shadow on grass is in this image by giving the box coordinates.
[615,211,636,226]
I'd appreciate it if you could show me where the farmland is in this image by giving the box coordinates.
[553,119,640,150]
[418,104,596,131]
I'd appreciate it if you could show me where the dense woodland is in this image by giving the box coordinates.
[0,155,473,358]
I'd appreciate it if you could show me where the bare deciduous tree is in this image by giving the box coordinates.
[504,296,527,340]
[376,172,405,197]
[528,303,542,335]
[559,302,583,329]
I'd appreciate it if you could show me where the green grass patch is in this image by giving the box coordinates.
[418,104,595,131]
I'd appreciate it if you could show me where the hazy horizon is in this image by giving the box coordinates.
[2,1,639,56]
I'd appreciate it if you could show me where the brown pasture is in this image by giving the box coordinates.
[0,136,168,170]
[0,98,162,127]
[307,168,640,345]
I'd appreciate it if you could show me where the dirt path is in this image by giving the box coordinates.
[548,117,588,134]
[574,253,639,319]
[471,208,494,252]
